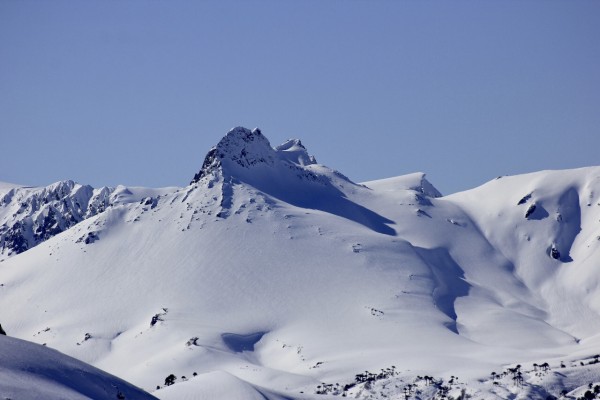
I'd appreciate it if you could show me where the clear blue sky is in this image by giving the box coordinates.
[1,1,599,195]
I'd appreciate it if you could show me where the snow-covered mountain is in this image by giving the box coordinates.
[1,127,600,399]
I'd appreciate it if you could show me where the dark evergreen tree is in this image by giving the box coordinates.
[164,374,177,386]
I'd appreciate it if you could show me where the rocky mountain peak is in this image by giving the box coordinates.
[190,127,319,185]
[190,127,275,184]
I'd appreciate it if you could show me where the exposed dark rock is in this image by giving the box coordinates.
[150,308,168,327]
[140,197,159,209]
[76,231,100,245]
[518,193,532,205]
[1,221,29,255]
[150,314,162,327]
[85,232,99,244]
[191,148,219,184]
[0,181,117,258]
[551,246,561,260]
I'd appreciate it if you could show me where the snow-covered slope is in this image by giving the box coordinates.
[447,169,600,345]
[0,333,156,399]
[0,181,23,194]
[1,127,599,399]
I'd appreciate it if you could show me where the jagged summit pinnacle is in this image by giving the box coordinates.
[190,127,316,185]
[191,127,270,184]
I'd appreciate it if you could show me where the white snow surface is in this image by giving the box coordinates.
[0,334,156,399]
[0,181,23,194]
[1,127,600,399]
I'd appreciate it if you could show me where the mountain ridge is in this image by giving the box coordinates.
[1,128,600,399]
[0,180,176,261]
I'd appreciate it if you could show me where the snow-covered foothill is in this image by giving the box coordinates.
[0,333,156,399]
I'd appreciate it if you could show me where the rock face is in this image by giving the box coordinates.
[190,127,275,184]
[0,181,170,261]
[0,181,109,259]
[190,127,322,185]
